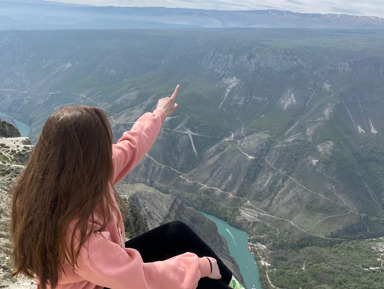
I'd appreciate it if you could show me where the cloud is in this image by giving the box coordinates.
[48,0,384,18]
[286,0,303,5]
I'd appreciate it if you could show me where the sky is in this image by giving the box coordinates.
[48,0,384,18]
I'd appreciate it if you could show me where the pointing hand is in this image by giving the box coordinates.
[156,85,179,117]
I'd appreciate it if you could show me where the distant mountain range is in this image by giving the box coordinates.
[1,0,384,30]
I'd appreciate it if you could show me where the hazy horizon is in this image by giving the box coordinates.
[45,0,384,18]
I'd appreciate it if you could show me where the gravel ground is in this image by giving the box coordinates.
[0,138,34,289]
[1,277,36,289]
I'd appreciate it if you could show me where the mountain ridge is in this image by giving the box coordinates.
[1,1,384,30]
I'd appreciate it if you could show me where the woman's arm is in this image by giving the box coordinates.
[111,85,179,184]
[111,109,164,184]
[75,231,211,289]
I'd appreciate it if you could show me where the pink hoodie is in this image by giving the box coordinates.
[39,109,211,289]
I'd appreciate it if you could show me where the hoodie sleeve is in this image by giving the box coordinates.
[111,109,166,184]
[75,232,211,289]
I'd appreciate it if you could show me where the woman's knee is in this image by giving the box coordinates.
[167,221,196,237]
[168,220,191,231]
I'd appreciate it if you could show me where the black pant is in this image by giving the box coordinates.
[107,221,233,289]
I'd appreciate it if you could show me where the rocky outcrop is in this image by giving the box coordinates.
[116,182,243,282]
[0,121,20,138]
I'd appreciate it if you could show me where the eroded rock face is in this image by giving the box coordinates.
[116,182,243,282]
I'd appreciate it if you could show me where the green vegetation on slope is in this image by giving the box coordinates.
[263,239,384,289]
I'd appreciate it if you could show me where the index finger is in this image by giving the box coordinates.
[170,84,179,101]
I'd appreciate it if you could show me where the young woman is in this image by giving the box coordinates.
[11,85,245,289]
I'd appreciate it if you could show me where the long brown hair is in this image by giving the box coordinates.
[11,105,120,289]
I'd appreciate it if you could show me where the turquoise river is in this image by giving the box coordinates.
[202,213,262,289]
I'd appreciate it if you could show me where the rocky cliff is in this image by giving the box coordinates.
[116,183,242,280]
